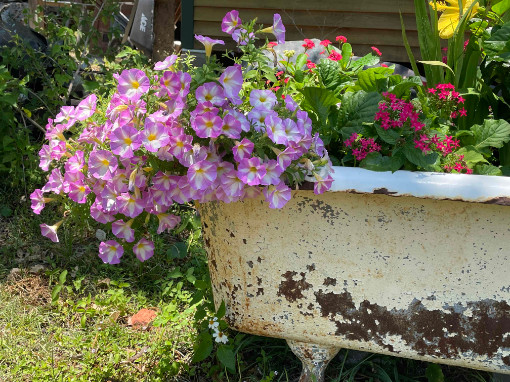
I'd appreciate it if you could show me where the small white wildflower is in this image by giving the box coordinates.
[212,329,228,344]
[95,229,106,241]
[274,371,278,375]
[207,316,219,329]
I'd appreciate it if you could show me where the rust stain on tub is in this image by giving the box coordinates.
[277,271,312,303]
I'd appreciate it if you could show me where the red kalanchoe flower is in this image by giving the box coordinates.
[328,51,342,61]
[459,108,467,117]
[320,39,331,46]
[336,35,347,43]
[267,41,278,48]
[302,39,315,49]
[371,46,382,56]
[306,60,316,69]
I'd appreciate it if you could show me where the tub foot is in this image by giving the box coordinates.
[287,339,341,382]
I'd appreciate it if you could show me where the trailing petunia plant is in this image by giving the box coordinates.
[31,11,333,265]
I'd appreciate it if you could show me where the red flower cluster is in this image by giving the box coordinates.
[344,133,381,161]
[336,35,347,44]
[413,134,460,156]
[302,39,315,50]
[320,39,332,46]
[375,93,424,131]
[443,154,473,174]
[427,83,466,119]
[328,51,342,61]
[371,46,382,56]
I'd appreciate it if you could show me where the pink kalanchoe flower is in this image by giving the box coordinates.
[117,69,150,100]
[261,14,286,44]
[250,89,277,110]
[237,157,266,186]
[302,39,315,49]
[264,182,291,209]
[196,82,225,106]
[110,125,142,158]
[371,46,382,56]
[336,35,347,43]
[232,138,254,162]
[156,213,181,234]
[88,150,118,180]
[222,10,241,34]
[42,168,64,194]
[40,220,64,243]
[98,240,124,264]
[30,189,53,214]
[133,238,155,262]
[219,114,242,139]
[261,159,284,186]
[187,160,218,191]
[143,117,170,152]
[68,182,91,204]
[320,39,331,46]
[112,219,135,243]
[192,111,223,138]
[154,54,178,70]
[195,34,225,57]
[65,150,85,173]
[90,199,115,224]
[328,51,342,61]
[219,65,243,105]
[116,192,145,218]
[74,94,97,121]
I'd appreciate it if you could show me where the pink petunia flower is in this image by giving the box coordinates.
[112,219,135,242]
[237,157,266,186]
[196,82,225,106]
[38,144,53,171]
[90,199,115,224]
[68,182,91,204]
[30,189,53,214]
[98,240,124,264]
[40,220,64,243]
[219,65,243,105]
[265,114,288,145]
[187,160,218,190]
[192,111,223,138]
[156,213,181,234]
[117,69,150,100]
[222,10,241,34]
[74,94,97,121]
[133,238,155,262]
[261,159,284,186]
[42,168,64,194]
[143,117,170,152]
[219,114,242,139]
[154,54,178,70]
[88,150,118,180]
[65,150,85,173]
[232,138,254,162]
[195,35,225,57]
[116,192,145,218]
[261,14,286,44]
[249,90,277,110]
[110,125,142,158]
[264,182,291,208]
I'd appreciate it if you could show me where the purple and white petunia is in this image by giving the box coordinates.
[74,94,97,121]
[88,150,118,180]
[133,238,155,262]
[250,90,277,110]
[110,125,142,158]
[117,69,150,100]
[232,138,254,162]
[143,117,170,152]
[264,181,291,208]
[219,65,243,105]
[156,213,181,234]
[237,157,266,186]
[40,220,63,243]
[195,35,225,57]
[221,10,241,34]
[154,54,178,70]
[187,160,218,190]
[112,219,135,242]
[99,240,124,264]
[196,82,225,106]
[192,111,223,139]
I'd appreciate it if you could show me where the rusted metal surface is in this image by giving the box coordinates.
[329,167,510,205]
[287,340,340,382]
[199,170,510,374]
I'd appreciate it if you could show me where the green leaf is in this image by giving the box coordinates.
[357,67,394,92]
[472,119,510,149]
[501,165,510,176]
[426,363,444,382]
[51,285,62,304]
[360,152,404,172]
[59,270,68,285]
[403,143,440,170]
[318,59,342,90]
[338,91,382,139]
[192,332,213,362]
[418,60,454,75]
[340,43,352,69]
[492,0,510,16]
[295,53,308,69]
[391,76,423,98]
[300,87,339,125]
[294,69,304,83]
[350,53,380,71]
[455,146,488,166]
[474,164,503,175]
[217,346,236,372]
[375,125,401,144]
[167,242,188,259]
[244,70,258,79]
[216,300,226,318]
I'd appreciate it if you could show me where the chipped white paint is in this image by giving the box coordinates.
[199,169,510,375]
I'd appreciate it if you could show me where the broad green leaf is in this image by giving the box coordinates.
[300,87,339,125]
[483,22,510,59]
[350,53,380,71]
[217,346,236,372]
[295,53,308,69]
[167,242,188,259]
[244,70,258,79]
[375,125,401,144]
[493,0,510,15]
[294,69,304,83]
[360,152,404,172]
[216,300,226,318]
[340,43,352,69]
[391,76,423,98]
[357,67,394,92]
[59,270,68,285]
[474,164,503,175]
[472,119,510,149]
[338,91,382,139]
[192,332,213,362]
[403,143,439,169]
[318,59,342,90]
[455,146,487,166]
[426,363,444,382]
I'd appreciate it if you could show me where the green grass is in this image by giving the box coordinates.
[0,182,495,381]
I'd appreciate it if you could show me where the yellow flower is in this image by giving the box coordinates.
[430,0,480,39]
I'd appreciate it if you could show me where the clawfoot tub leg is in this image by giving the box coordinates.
[286,339,341,382]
